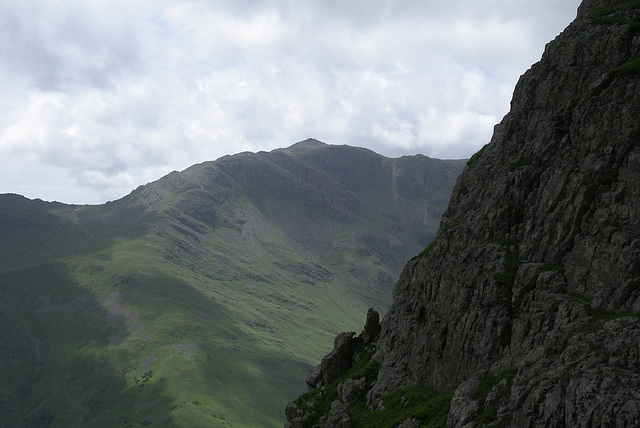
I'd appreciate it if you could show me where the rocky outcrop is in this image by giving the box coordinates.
[286,310,382,428]
[306,332,358,390]
[371,0,640,425]
[287,0,640,426]
[306,308,381,391]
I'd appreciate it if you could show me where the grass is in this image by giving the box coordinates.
[508,156,532,172]
[295,383,340,427]
[293,342,380,427]
[411,242,435,261]
[570,295,640,324]
[350,386,454,428]
[0,227,345,427]
[292,339,453,428]
[588,2,640,35]
[493,243,520,346]
[571,88,588,103]
[445,218,462,230]
[588,2,640,23]
[0,198,390,427]
[543,263,565,273]
[467,146,487,168]
[609,58,640,77]
[583,304,640,321]
[494,244,521,306]
[338,344,380,384]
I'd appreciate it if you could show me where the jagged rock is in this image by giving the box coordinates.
[325,400,352,428]
[306,331,357,390]
[321,331,356,383]
[305,308,380,391]
[366,0,640,425]
[396,418,420,428]
[446,377,480,428]
[337,377,367,406]
[284,401,309,428]
[287,311,380,426]
[305,364,324,391]
[360,307,381,345]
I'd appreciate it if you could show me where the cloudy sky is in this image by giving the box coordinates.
[1,0,582,204]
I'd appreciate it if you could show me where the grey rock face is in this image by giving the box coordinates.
[361,307,381,345]
[446,377,480,428]
[284,401,309,428]
[305,308,382,392]
[367,0,640,426]
[326,400,352,428]
[306,331,357,390]
[338,377,368,406]
[396,418,421,428]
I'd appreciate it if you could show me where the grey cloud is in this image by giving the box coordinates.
[0,0,140,90]
[0,0,583,204]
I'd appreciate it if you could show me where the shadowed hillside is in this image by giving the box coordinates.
[0,140,464,427]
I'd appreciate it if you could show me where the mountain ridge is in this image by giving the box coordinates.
[0,141,464,427]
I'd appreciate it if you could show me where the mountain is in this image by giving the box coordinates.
[0,140,464,427]
[286,0,640,426]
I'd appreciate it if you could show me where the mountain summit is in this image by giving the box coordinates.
[287,0,640,426]
[0,142,463,427]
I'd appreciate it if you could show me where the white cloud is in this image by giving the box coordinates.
[0,0,583,204]
[0,0,142,90]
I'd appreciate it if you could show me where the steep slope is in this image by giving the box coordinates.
[0,141,463,427]
[286,0,640,426]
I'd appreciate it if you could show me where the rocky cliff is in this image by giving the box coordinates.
[287,0,640,426]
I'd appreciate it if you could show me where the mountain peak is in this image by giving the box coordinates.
[296,137,326,146]
[278,138,328,154]
[0,142,466,427]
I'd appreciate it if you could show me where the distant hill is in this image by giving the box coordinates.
[0,140,464,427]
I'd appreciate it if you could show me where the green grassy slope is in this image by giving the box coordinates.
[0,140,464,427]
